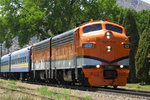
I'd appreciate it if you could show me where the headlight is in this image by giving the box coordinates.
[120,65,124,68]
[124,44,130,48]
[106,46,112,52]
[96,65,100,68]
[82,43,94,48]
[105,32,112,39]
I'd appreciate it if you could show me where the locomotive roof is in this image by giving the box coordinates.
[33,38,51,46]
[52,29,75,40]
[80,20,123,28]
[33,28,76,47]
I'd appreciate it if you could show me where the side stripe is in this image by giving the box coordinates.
[1,66,9,69]
[110,56,129,64]
[11,63,28,69]
[80,56,129,65]
[78,56,111,64]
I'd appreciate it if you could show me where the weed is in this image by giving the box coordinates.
[8,80,17,85]
[121,83,150,91]
[37,86,70,100]
[0,80,4,84]
[8,84,18,89]
[137,84,141,89]
[5,89,11,93]
[37,86,54,97]
[82,96,92,100]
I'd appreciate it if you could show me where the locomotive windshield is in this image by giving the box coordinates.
[83,24,102,33]
[106,24,123,33]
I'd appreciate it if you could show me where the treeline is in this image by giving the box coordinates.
[0,0,149,84]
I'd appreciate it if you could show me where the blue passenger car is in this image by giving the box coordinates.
[11,47,31,72]
[1,54,11,72]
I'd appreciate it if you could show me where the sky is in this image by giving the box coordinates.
[141,0,150,4]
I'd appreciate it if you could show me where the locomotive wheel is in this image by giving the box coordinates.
[113,86,118,89]
[104,86,108,88]
[82,77,90,86]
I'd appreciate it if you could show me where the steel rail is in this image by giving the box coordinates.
[97,87,150,98]
[23,81,150,99]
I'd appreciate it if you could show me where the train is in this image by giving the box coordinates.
[0,20,130,88]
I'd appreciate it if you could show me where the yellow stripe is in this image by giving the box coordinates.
[1,64,29,69]
[11,63,28,69]
[1,66,9,69]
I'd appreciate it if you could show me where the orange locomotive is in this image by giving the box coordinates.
[77,20,130,87]
[31,20,130,88]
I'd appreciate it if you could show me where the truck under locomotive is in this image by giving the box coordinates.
[0,20,130,88]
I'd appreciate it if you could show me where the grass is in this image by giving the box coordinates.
[82,96,92,100]
[0,79,93,100]
[8,80,17,85]
[5,89,11,93]
[37,86,70,100]
[0,80,4,84]
[120,83,150,91]
[8,84,18,89]
[37,86,92,100]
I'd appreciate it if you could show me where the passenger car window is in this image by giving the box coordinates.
[106,24,122,33]
[83,24,102,33]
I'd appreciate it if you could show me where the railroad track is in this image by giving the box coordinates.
[1,79,150,100]
[97,87,150,98]
[24,81,150,99]
[0,85,85,100]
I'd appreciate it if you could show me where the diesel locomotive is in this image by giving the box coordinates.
[0,20,130,88]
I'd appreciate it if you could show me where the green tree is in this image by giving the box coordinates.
[0,0,121,47]
[0,16,7,43]
[136,10,150,34]
[135,15,150,84]
[80,0,119,22]
[0,0,21,48]
[120,9,139,82]
[0,0,84,47]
